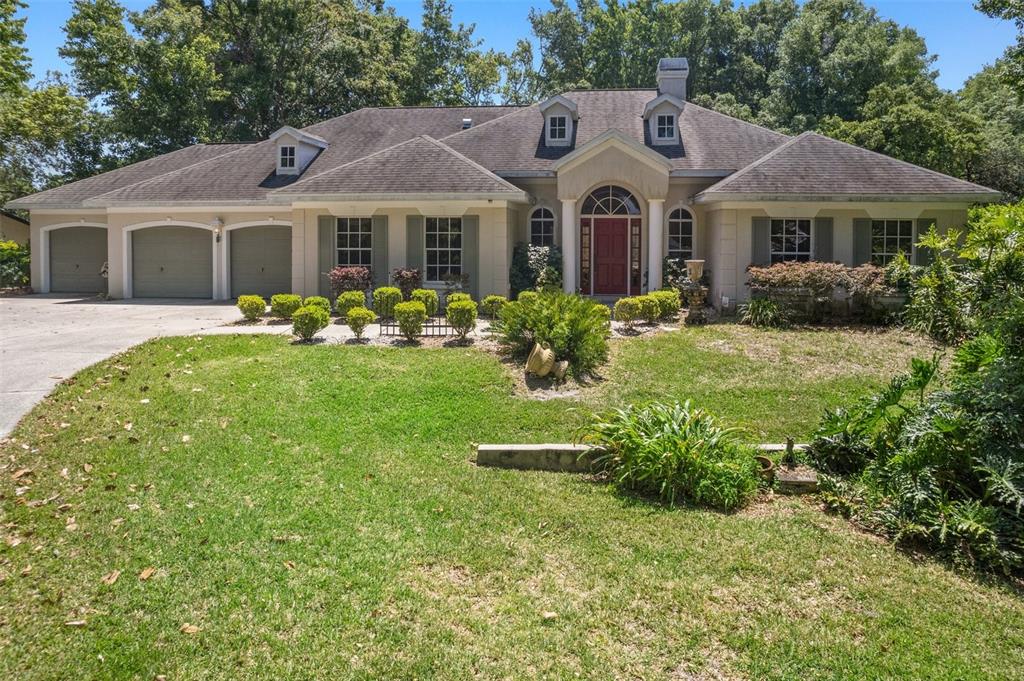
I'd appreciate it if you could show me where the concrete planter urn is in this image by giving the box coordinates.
[684,259,705,283]
[526,343,556,377]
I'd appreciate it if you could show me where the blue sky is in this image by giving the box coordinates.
[20,0,1019,91]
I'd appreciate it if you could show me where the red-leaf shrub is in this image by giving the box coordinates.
[328,266,372,296]
[391,268,422,299]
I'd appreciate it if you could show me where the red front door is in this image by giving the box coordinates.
[592,218,628,294]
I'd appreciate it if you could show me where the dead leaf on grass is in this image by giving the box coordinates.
[179,623,200,635]
[541,611,559,621]
[138,567,156,581]
[65,620,87,628]
[83,463,93,473]
[11,468,32,481]
[101,570,121,585]
[181,435,191,443]
[284,560,296,570]
[123,422,133,431]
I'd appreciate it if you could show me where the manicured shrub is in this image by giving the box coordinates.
[0,240,29,286]
[481,294,507,318]
[236,295,266,321]
[335,290,367,318]
[517,290,538,304]
[446,292,472,305]
[613,297,642,330]
[494,291,609,378]
[291,305,329,341]
[303,296,331,315]
[509,242,563,296]
[392,267,422,299]
[327,266,372,296]
[636,295,661,324]
[411,288,439,316]
[394,301,427,340]
[648,289,681,320]
[346,306,377,340]
[270,294,302,319]
[446,299,478,339]
[372,286,402,319]
[739,298,792,328]
[580,400,760,510]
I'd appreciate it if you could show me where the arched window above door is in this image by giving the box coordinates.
[581,185,641,216]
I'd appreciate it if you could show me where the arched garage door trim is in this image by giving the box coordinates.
[38,222,109,294]
[123,220,218,299]
[223,220,293,299]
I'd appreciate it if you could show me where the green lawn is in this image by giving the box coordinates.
[2,326,1022,679]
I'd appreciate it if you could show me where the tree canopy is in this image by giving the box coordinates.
[2,0,1022,205]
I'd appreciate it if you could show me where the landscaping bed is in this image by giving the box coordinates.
[1,327,1022,679]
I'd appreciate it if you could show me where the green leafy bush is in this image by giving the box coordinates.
[481,295,507,318]
[636,295,660,324]
[346,306,376,339]
[236,295,266,321]
[579,401,759,510]
[335,290,366,318]
[0,240,29,286]
[648,289,681,320]
[394,300,427,340]
[613,297,642,330]
[411,288,439,316]
[446,299,477,338]
[510,243,563,296]
[372,286,402,319]
[291,305,329,340]
[494,291,609,378]
[517,290,538,304]
[446,292,472,305]
[303,296,331,315]
[270,294,302,319]
[739,298,792,328]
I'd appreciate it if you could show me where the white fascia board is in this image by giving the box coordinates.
[538,95,579,120]
[694,191,1004,204]
[271,191,530,205]
[268,126,329,149]
[642,93,684,119]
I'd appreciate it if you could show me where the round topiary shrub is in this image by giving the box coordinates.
[336,290,367,319]
[236,295,266,322]
[394,300,427,340]
[411,288,439,317]
[303,296,331,315]
[372,286,403,319]
[271,294,302,319]
[446,299,478,339]
[346,306,377,339]
[613,297,642,330]
[517,290,539,304]
[446,292,472,305]
[481,294,507,318]
[649,289,681,320]
[292,304,329,341]
[637,295,661,324]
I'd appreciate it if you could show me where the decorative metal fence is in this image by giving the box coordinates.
[378,316,455,337]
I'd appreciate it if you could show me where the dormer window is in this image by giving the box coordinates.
[656,114,676,141]
[548,116,567,141]
[279,145,296,170]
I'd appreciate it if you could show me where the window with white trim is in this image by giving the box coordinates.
[336,217,372,267]
[656,114,676,141]
[667,208,693,261]
[770,218,811,263]
[530,207,555,247]
[871,219,914,265]
[425,217,462,283]
[548,115,567,141]
[279,145,296,169]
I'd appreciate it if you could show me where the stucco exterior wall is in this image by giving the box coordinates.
[1,213,29,245]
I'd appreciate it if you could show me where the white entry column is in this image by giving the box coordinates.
[648,198,664,291]
[561,198,577,293]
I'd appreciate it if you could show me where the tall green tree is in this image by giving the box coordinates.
[960,60,1024,199]
[976,0,1024,96]
[406,0,501,105]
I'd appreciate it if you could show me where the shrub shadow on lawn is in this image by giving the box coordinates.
[290,337,328,346]
[343,337,371,346]
[442,337,474,348]
[267,318,291,326]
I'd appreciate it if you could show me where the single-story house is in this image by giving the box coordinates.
[1,209,29,246]
[6,58,1001,306]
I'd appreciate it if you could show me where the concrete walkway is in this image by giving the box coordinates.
[0,295,240,436]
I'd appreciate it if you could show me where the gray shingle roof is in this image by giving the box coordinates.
[273,136,524,197]
[442,89,790,173]
[6,143,251,208]
[696,132,1002,200]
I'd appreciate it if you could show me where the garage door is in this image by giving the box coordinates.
[132,226,212,298]
[50,226,107,293]
[230,225,291,298]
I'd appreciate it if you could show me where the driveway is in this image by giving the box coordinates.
[0,295,242,436]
